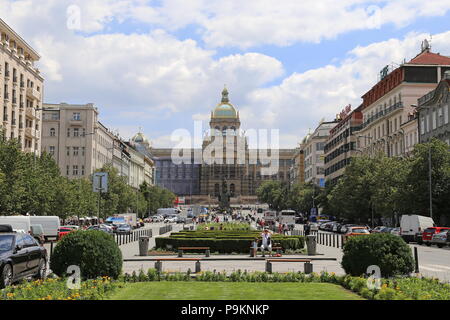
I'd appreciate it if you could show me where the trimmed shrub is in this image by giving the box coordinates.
[155,230,304,253]
[341,233,414,277]
[50,230,122,280]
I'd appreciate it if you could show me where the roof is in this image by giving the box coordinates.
[407,50,450,65]
[212,87,239,119]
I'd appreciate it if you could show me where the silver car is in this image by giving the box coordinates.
[431,230,450,248]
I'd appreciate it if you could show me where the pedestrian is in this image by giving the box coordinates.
[260,228,273,257]
[278,223,283,234]
[283,224,289,236]
[304,222,310,236]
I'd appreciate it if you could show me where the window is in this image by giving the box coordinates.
[73,128,79,137]
[66,147,70,156]
[66,166,70,176]
[67,128,70,137]
[73,165,78,176]
[420,117,425,135]
[50,128,55,136]
[432,110,436,130]
[81,165,85,175]
[73,147,79,156]
[49,146,55,156]
[72,113,81,121]
[82,147,85,156]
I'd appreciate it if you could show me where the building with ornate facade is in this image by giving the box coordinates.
[136,88,295,204]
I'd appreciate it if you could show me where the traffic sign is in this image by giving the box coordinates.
[93,172,108,193]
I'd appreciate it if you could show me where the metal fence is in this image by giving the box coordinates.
[159,224,173,235]
[291,230,345,249]
[115,228,153,246]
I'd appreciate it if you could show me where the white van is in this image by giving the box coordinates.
[400,215,435,243]
[29,216,60,241]
[157,208,180,218]
[0,216,31,233]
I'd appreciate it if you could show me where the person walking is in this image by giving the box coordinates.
[283,223,289,236]
[304,222,310,236]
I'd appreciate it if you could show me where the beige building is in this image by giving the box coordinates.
[0,18,43,155]
[303,120,338,186]
[41,103,116,178]
[358,44,450,157]
[324,105,363,186]
[289,146,305,186]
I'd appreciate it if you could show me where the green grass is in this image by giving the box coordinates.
[108,282,364,300]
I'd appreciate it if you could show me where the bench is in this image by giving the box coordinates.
[249,246,283,257]
[265,258,313,274]
[178,247,210,258]
[154,258,202,273]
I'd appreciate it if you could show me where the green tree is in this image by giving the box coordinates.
[402,139,450,224]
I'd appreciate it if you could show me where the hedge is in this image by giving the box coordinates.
[155,230,304,253]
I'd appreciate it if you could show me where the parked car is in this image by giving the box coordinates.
[0,227,47,288]
[58,227,75,240]
[164,216,178,223]
[343,226,370,243]
[150,215,163,223]
[422,227,450,246]
[371,226,386,233]
[309,223,319,232]
[340,224,357,234]
[390,227,401,236]
[115,224,132,235]
[88,224,114,235]
[380,227,393,233]
[431,230,450,248]
[332,223,341,233]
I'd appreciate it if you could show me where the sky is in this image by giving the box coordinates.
[2,0,450,148]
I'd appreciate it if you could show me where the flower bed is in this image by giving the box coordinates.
[0,276,121,300]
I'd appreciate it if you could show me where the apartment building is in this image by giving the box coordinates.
[324,105,363,186]
[289,146,305,186]
[417,71,450,146]
[358,43,450,157]
[303,120,338,186]
[0,18,43,155]
[41,103,116,179]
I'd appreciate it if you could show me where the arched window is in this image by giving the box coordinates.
[50,128,56,137]
[222,126,228,136]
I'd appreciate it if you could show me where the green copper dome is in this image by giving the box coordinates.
[212,87,238,119]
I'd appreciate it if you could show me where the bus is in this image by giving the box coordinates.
[278,210,296,230]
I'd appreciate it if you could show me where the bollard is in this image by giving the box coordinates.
[205,249,210,258]
[195,261,201,273]
[178,249,183,258]
[155,261,162,273]
[50,241,54,257]
[304,262,313,274]
[414,247,419,273]
[265,261,272,273]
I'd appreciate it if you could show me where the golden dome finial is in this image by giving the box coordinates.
[221,85,229,103]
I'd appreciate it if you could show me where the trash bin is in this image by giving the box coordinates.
[139,236,150,256]
[306,235,316,256]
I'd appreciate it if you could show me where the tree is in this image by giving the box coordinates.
[402,139,450,225]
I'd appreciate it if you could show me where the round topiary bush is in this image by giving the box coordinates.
[50,230,122,280]
[341,233,414,277]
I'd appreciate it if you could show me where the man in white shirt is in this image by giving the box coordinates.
[260,228,273,257]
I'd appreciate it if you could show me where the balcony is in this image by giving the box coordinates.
[26,87,41,101]
[25,107,36,118]
[25,127,35,138]
[361,102,404,129]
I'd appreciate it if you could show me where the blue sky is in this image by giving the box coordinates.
[2,0,450,147]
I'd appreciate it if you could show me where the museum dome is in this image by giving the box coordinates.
[212,87,238,119]
[132,131,150,146]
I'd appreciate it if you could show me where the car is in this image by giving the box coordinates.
[57,227,75,240]
[390,227,401,236]
[380,227,393,233]
[431,230,450,248]
[343,226,370,243]
[150,215,163,223]
[309,223,319,232]
[422,227,450,246]
[332,223,341,233]
[340,224,357,234]
[371,226,386,233]
[88,225,114,235]
[0,227,47,288]
[164,216,178,223]
[115,224,132,235]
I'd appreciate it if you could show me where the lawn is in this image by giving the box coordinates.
[108,282,363,300]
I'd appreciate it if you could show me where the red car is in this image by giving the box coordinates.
[422,227,450,245]
[57,227,76,240]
